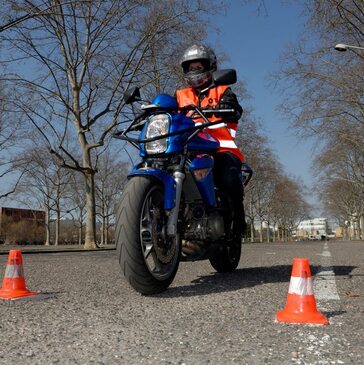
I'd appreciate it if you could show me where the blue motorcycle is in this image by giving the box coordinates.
[114,70,252,294]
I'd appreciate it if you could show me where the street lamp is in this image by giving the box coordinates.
[334,43,364,52]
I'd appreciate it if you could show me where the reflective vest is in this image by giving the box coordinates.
[176,86,244,162]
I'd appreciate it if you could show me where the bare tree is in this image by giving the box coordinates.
[66,171,87,245]
[0,0,224,248]
[269,175,310,241]
[95,148,128,245]
[16,145,71,245]
[316,138,364,239]
[236,107,287,242]
[0,80,25,199]
[274,0,364,239]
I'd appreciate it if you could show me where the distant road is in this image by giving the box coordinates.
[0,240,363,365]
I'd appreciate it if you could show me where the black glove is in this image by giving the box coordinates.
[201,107,215,118]
[217,101,235,111]
[217,89,243,122]
[180,104,196,115]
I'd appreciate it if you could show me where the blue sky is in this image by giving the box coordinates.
[1,2,320,212]
[208,2,319,208]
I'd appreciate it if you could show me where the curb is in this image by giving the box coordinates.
[0,245,116,255]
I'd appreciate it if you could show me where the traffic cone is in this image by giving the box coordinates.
[276,258,329,325]
[0,250,38,300]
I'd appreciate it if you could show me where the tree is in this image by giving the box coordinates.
[275,0,364,239]
[0,0,223,248]
[16,144,71,245]
[236,109,311,243]
[66,171,87,245]
[316,139,364,239]
[0,81,25,199]
[95,148,128,245]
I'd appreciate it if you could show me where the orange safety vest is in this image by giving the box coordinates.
[176,85,244,162]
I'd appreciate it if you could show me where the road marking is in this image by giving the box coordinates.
[291,243,343,365]
[314,242,340,300]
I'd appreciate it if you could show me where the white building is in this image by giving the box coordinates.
[296,218,328,240]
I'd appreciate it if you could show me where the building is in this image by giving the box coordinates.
[295,218,328,240]
[0,207,45,244]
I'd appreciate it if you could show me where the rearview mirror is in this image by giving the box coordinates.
[212,69,237,86]
[123,87,141,104]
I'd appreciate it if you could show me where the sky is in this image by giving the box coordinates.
[1,2,320,213]
[208,2,320,210]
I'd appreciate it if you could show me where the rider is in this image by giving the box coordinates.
[176,44,247,239]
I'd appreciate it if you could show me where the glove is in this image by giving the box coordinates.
[217,102,242,122]
[217,101,235,111]
[217,88,243,121]
[180,104,196,115]
[202,107,215,118]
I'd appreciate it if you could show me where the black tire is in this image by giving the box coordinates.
[115,176,181,295]
[209,237,241,273]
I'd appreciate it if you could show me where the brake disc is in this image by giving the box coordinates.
[151,208,176,264]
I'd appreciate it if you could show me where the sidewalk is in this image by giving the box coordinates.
[0,244,116,255]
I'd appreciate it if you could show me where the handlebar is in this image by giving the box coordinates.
[179,106,235,114]
[112,104,236,143]
[113,119,226,143]
[201,109,235,113]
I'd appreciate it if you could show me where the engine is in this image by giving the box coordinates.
[182,203,225,242]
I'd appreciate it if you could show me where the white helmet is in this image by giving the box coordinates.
[180,44,217,89]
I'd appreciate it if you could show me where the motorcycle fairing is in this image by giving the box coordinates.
[138,108,220,157]
[187,131,220,152]
[151,94,179,109]
[188,155,216,207]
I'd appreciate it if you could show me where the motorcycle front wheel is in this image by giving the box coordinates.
[115,176,181,295]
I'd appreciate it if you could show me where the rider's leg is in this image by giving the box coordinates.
[213,152,246,236]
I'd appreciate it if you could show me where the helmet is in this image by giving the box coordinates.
[180,44,217,89]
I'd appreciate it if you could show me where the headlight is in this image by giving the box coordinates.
[145,114,170,154]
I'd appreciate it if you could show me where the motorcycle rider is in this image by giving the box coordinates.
[176,44,247,248]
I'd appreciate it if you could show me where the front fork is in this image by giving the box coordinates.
[129,160,186,237]
[167,170,185,236]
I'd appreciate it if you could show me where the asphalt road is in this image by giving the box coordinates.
[0,240,363,365]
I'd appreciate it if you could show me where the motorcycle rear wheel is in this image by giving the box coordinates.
[115,176,180,295]
[209,237,241,273]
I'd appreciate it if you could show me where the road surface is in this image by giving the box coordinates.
[0,240,363,364]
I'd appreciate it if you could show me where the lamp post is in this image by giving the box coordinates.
[334,43,364,52]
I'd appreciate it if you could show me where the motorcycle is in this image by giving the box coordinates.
[113,69,253,295]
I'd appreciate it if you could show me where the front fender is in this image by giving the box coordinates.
[129,167,176,209]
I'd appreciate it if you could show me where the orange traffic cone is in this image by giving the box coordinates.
[276,258,329,325]
[0,250,38,300]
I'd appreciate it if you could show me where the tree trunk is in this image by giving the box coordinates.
[55,206,60,246]
[250,220,255,243]
[273,223,276,242]
[84,171,97,249]
[78,220,83,245]
[100,215,106,246]
[259,221,263,242]
[45,208,51,246]
[267,220,270,243]
[354,220,360,240]
[105,215,109,245]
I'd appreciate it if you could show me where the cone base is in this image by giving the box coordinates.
[0,288,38,300]
[276,309,329,325]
